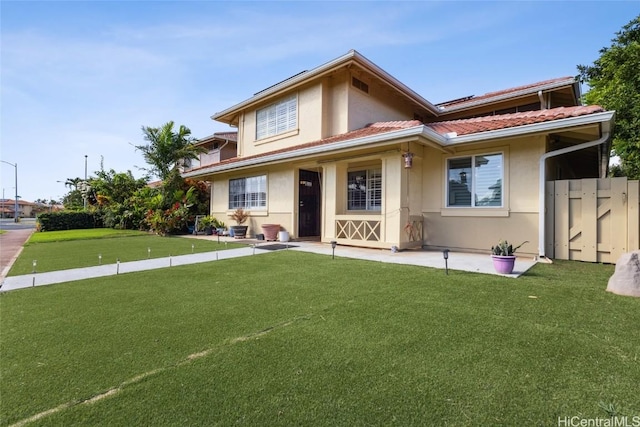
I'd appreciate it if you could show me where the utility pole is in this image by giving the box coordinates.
[1,160,18,222]
[84,155,88,210]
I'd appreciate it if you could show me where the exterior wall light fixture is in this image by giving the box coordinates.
[403,152,414,169]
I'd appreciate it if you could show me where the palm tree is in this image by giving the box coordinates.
[135,121,206,182]
[64,177,82,190]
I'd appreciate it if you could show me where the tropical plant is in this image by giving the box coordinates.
[135,121,206,183]
[491,240,529,256]
[144,203,190,236]
[197,216,214,231]
[230,208,249,225]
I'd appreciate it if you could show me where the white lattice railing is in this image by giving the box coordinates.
[336,215,381,242]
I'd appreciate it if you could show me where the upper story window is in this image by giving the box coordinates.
[229,175,267,210]
[347,168,381,211]
[256,95,297,140]
[447,153,503,207]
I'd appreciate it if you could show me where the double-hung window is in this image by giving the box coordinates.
[229,175,267,210]
[447,153,503,207]
[347,168,381,211]
[256,95,297,140]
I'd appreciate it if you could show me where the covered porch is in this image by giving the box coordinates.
[319,142,426,250]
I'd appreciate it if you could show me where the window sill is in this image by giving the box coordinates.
[344,210,382,214]
[226,209,268,217]
[440,208,509,217]
[254,129,299,146]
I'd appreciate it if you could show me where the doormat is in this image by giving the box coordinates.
[257,244,298,251]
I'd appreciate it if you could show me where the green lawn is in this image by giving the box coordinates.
[1,250,638,426]
[8,230,245,275]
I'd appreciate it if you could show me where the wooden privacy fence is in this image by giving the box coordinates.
[545,178,639,263]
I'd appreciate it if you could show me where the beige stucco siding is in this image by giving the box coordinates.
[324,72,349,137]
[231,70,415,163]
[421,135,546,255]
[347,77,413,131]
[209,165,297,237]
[423,212,538,255]
[238,83,324,158]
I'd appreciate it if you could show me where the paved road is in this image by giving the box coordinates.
[0,218,37,231]
[0,228,34,280]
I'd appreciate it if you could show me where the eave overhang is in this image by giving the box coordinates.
[443,110,614,145]
[438,77,579,114]
[211,50,440,124]
[184,110,614,178]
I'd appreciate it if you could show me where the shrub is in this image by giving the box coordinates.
[37,211,104,232]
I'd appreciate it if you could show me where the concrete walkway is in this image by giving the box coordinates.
[0,233,538,292]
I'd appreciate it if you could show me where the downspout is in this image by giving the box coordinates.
[537,90,546,109]
[538,131,610,259]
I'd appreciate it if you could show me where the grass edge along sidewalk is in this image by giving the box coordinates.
[1,251,638,426]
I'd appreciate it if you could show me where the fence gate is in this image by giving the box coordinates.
[545,178,639,263]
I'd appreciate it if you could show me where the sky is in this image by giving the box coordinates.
[1,1,637,204]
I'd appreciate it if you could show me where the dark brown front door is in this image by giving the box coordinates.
[298,169,321,237]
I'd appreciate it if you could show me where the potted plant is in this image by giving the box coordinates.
[491,239,528,274]
[214,219,227,236]
[198,216,215,235]
[229,208,249,238]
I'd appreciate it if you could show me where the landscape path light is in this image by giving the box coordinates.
[442,249,450,275]
[331,240,337,260]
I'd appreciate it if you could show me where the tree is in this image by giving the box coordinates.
[578,15,640,179]
[61,177,85,210]
[135,121,205,183]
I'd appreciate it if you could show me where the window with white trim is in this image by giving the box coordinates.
[229,175,267,210]
[256,95,297,140]
[447,153,503,207]
[347,168,381,211]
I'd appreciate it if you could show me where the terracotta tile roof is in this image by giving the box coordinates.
[425,105,605,136]
[436,76,575,108]
[185,121,422,174]
[186,106,605,174]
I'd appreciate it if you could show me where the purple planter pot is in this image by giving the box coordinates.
[491,255,516,274]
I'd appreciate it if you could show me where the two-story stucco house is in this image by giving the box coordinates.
[183,50,614,257]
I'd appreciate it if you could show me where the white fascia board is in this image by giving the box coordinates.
[440,77,578,113]
[351,51,440,115]
[183,125,431,178]
[444,111,615,146]
[211,51,357,121]
[212,50,440,122]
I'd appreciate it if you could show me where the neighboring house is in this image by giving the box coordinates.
[183,50,614,257]
[0,199,54,218]
[183,132,238,172]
